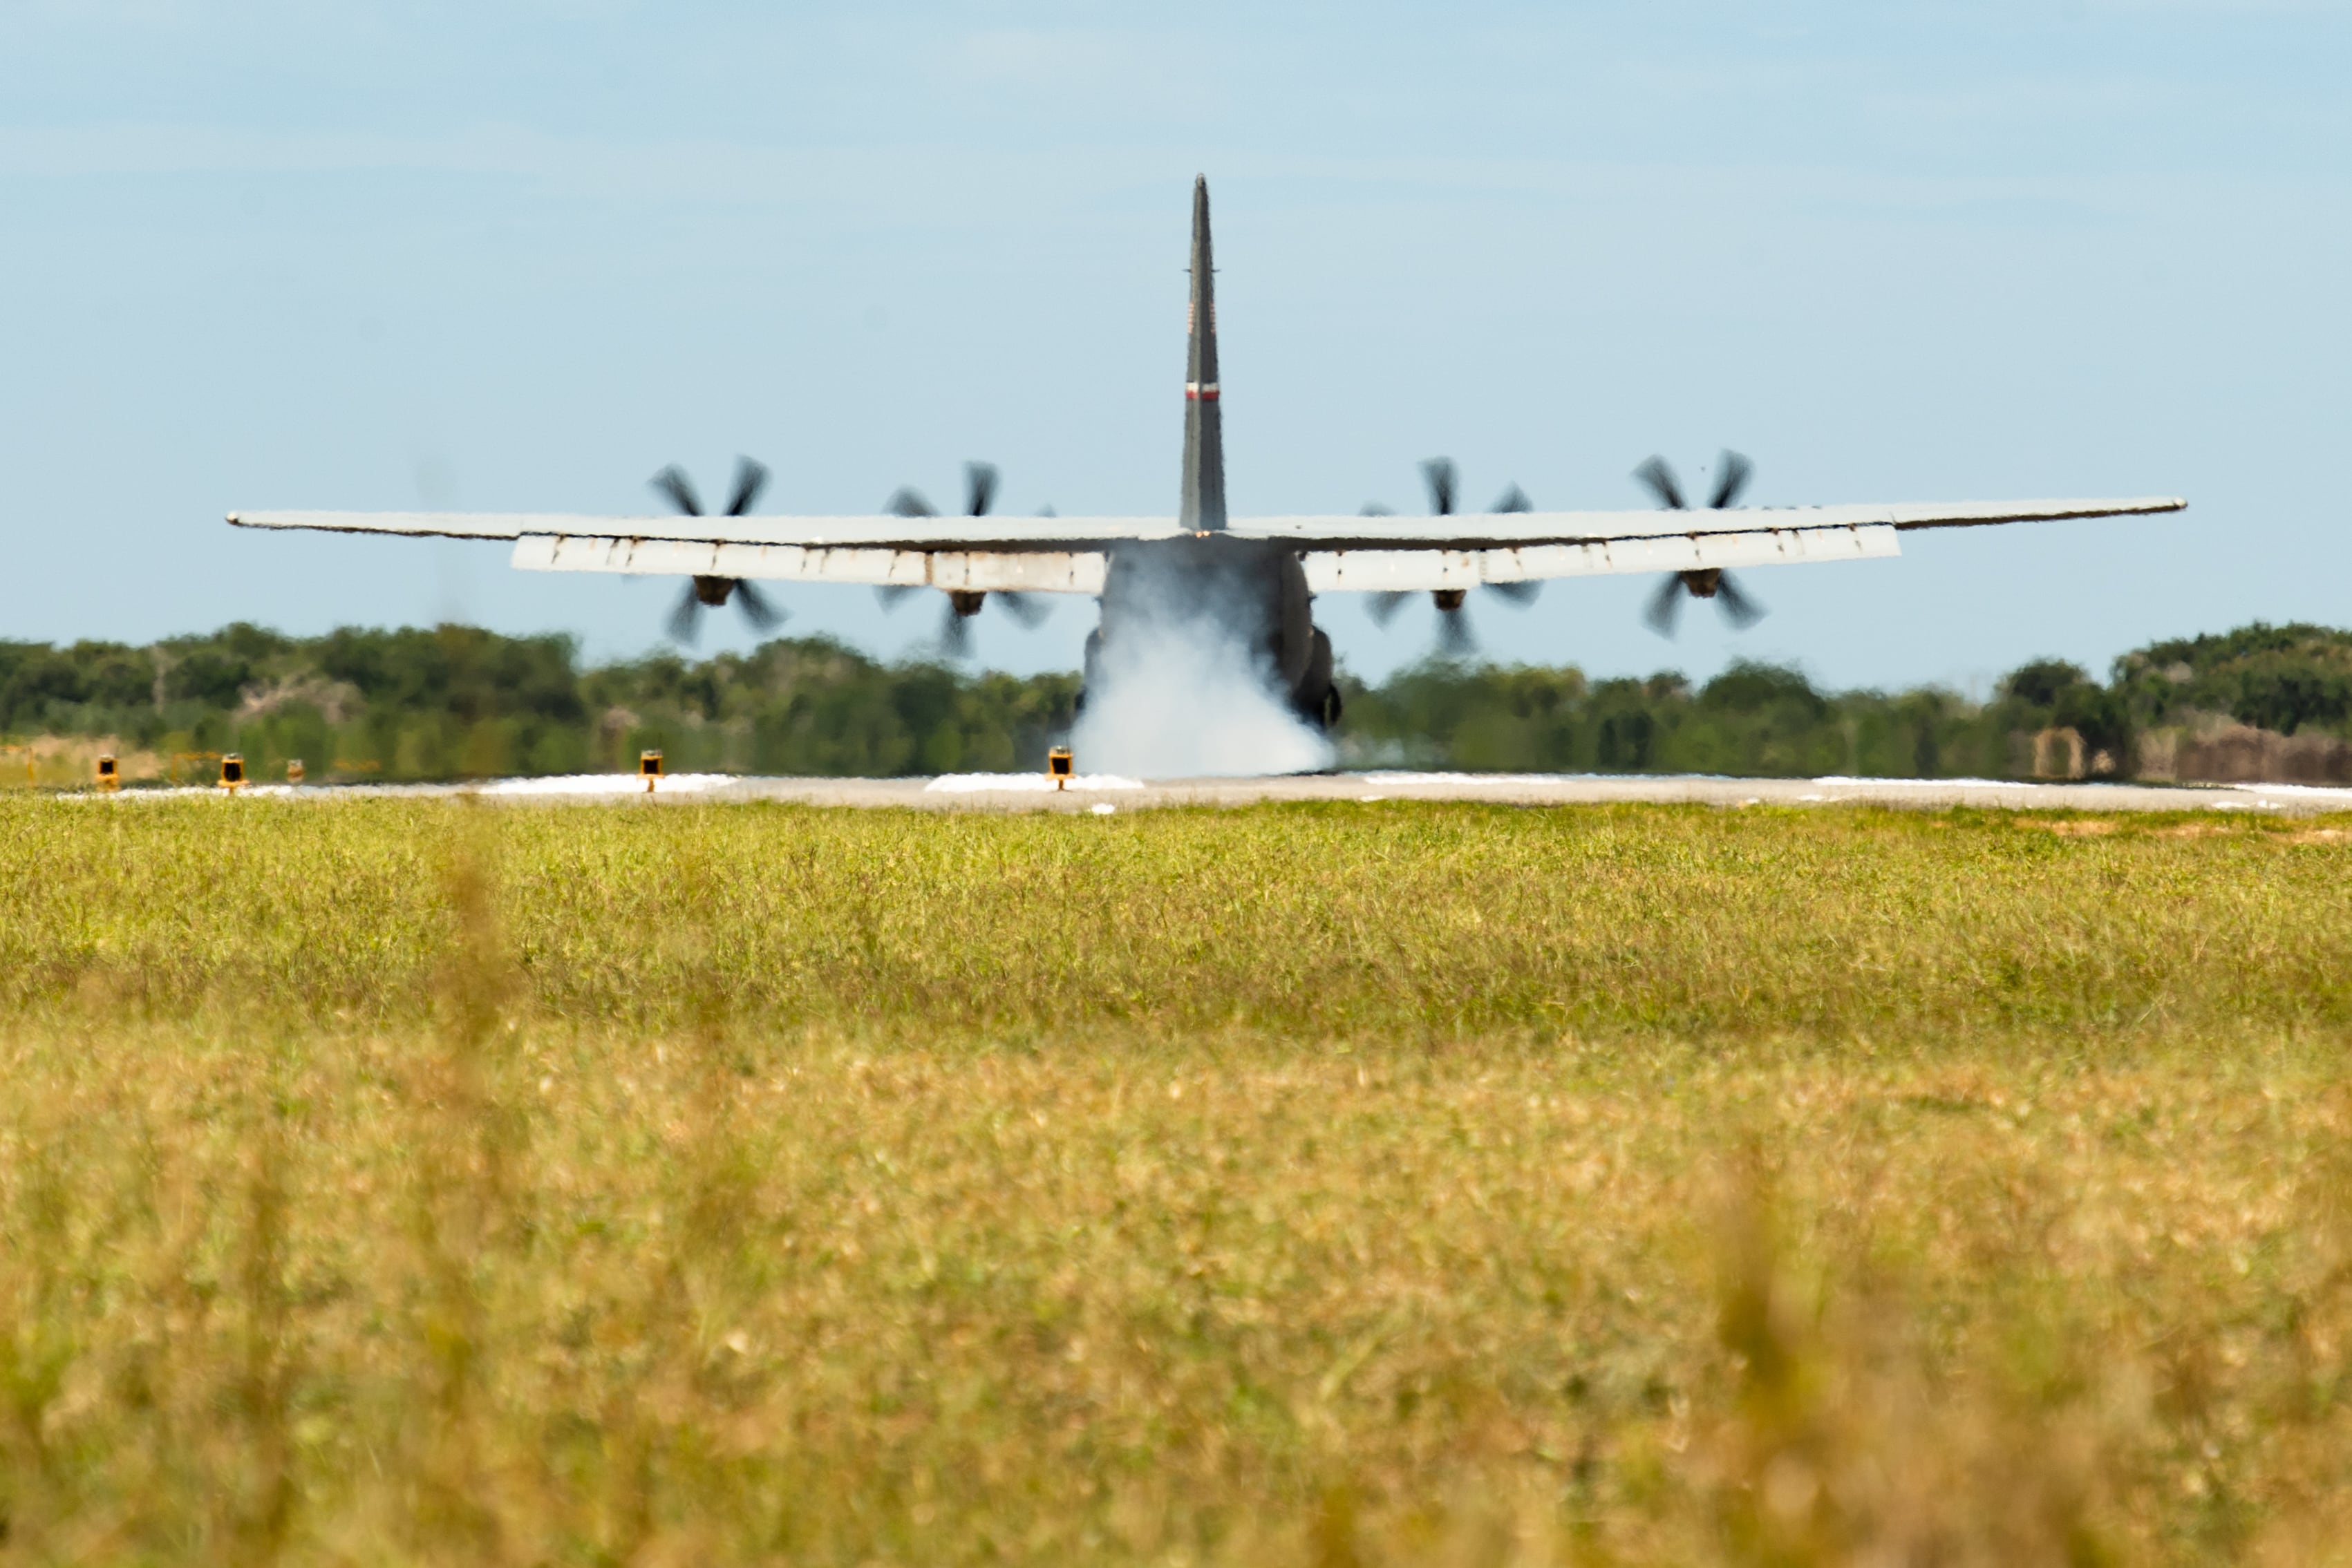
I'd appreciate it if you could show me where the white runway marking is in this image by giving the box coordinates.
[478,773,739,797]
[926,773,1142,793]
[53,773,2352,815]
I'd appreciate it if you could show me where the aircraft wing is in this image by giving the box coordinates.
[225,509,1184,595]
[1254,496,2188,592]
[223,510,1187,547]
[227,495,2183,597]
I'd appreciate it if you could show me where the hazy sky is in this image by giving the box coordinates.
[3,1,2346,692]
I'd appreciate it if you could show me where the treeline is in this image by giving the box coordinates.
[0,620,2346,785]
[0,626,1076,783]
[1348,625,2352,781]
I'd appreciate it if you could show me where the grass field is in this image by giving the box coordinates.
[1,797,2350,1565]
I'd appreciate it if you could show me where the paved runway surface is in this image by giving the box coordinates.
[96,771,2352,815]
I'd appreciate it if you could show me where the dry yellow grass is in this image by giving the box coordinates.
[0,797,2349,1565]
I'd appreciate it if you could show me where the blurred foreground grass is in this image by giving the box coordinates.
[1,797,2350,1565]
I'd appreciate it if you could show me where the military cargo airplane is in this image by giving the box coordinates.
[229,176,2184,729]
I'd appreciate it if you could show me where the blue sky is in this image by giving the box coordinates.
[2,1,2346,693]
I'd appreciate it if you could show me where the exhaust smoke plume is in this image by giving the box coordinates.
[1071,618,1333,780]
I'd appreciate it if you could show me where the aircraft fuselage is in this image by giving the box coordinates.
[1077,177,1341,728]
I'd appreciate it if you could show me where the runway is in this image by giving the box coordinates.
[87,770,2352,816]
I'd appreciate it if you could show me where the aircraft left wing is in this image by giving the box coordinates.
[227,494,2183,596]
[225,509,1188,595]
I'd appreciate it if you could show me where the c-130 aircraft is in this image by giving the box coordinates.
[231,176,2184,730]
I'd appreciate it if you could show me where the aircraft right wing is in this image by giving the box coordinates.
[1231,498,2188,592]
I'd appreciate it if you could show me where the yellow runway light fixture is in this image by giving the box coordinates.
[219,754,246,793]
[285,759,305,784]
[639,750,664,793]
[95,755,118,791]
[1047,746,1073,790]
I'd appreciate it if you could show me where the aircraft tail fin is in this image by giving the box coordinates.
[1178,175,1227,531]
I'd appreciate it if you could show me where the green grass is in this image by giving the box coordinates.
[1,798,2349,1565]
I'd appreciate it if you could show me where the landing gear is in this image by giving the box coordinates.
[1293,627,1340,730]
[1076,627,1103,715]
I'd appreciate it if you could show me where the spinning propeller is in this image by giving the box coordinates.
[1363,458,1541,657]
[874,462,1050,657]
[1631,450,1765,638]
[648,457,783,645]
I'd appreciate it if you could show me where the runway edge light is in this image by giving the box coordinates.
[95,755,117,791]
[286,759,305,784]
[640,750,664,793]
[1047,746,1073,790]
[219,754,245,793]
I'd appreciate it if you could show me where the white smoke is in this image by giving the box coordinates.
[1069,617,1334,780]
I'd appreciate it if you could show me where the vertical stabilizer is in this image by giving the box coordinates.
[1178,175,1227,531]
